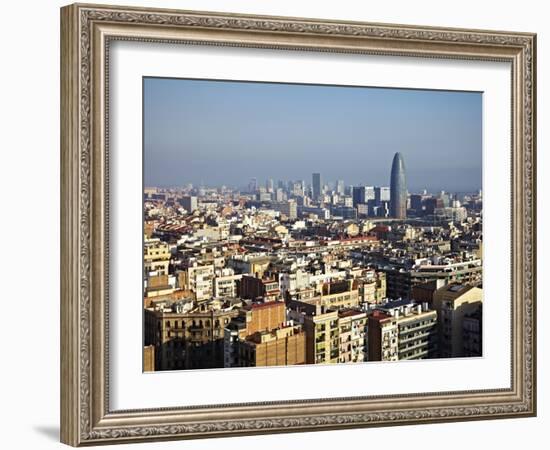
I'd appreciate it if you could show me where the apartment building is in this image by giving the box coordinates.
[337,309,367,363]
[432,284,483,358]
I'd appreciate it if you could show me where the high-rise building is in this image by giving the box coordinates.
[180,195,198,213]
[273,199,298,220]
[312,173,322,201]
[275,188,285,202]
[336,179,345,195]
[410,194,423,213]
[390,152,407,219]
[352,186,365,207]
[364,186,375,202]
[375,186,391,204]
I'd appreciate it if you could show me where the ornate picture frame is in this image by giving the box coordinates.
[60,3,536,446]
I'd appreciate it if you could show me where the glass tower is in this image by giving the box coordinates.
[390,152,407,219]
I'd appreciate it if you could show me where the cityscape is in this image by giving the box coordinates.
[143,152,482,371]
[142,78,482,371]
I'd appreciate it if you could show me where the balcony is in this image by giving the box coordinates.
[399,340,428,354]
[399,331,431,345]
[400,349,429,360]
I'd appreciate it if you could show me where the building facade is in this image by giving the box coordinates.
[432,284,483,358]
[312,172,322,201]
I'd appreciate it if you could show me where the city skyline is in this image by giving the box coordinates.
[143,152,478,197]
[144,77,482,193]
[143,78,483,372]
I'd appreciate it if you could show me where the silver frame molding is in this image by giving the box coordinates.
[60,3,536,446]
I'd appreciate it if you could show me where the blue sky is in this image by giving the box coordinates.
[144,77,482,193]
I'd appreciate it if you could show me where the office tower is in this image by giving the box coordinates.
[180,195,198,213]
[291,181,303,196]
[275,188,284,202]
[364,186,375,202]
[266,178,274,192]
[424,197,444,215]
[410,194,423,213]
[374,186,391,204]
[390,152,407,219]
[440,190,450,207]
[336,179,345,195]
[273,200,298,220]
[312,173,322,201]
[352,186,365,207]
[343,195,353,207]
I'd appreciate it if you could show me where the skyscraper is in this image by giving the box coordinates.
[374,186,390,204]
[390,152,407,219]
[312,173,322,201]
[352,186,365,207]
[336,179,345,195]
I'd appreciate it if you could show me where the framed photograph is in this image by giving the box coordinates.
[60,3,537,446]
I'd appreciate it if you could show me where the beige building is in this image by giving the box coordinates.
[236,325,306,367]
[143,237,170,276]
[144,299,240,370]
[228,255,272,278]
[298,281,360,310]
[213,272,242,298]
[223,301,302,368]
[338,309,367,363]
[432,284,483,358]
[303,307,340,365]
[144,274,175,298]
[143,345,155,372]
[185,264,214,302]
[358,271,387,304]
[385,259,482,300]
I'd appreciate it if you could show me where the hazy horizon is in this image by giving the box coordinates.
[144,77,482,193]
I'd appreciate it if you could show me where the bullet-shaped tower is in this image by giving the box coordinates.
[390,152,407,219]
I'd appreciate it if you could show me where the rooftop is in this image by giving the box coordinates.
[369,310,392,320]
[338,308,365,318]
